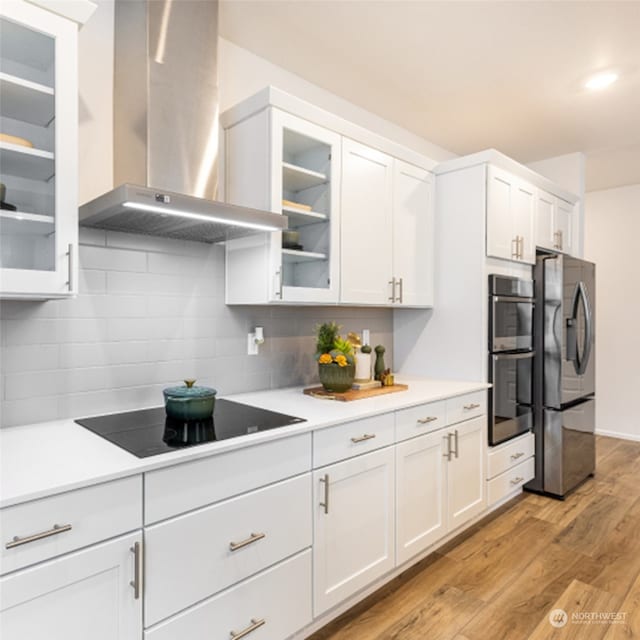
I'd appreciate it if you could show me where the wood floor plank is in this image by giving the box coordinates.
[602,571,640,639]
[553,493,635,557]
[459,543,603,640]
[595,436,624,461]
[444,516,558,602]
[533,480,600,528]
[526,579,622,640]
[374,585,484,640]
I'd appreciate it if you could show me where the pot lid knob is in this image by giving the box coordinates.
[184,379,196,388]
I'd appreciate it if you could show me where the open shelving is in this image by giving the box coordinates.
[0,142,54,181]
[282,162,327,192]
[0,210,55,236]
[281,205,328,226]
[282,248,327,263]
[0,72,54,126]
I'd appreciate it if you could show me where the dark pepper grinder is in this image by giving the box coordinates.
[374,345,386,381]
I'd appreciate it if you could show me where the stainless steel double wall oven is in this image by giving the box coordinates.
[488,275,535,446]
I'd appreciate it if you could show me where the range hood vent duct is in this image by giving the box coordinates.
[79,0,286,243]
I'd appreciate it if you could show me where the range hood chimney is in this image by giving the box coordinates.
[79,0,286,243]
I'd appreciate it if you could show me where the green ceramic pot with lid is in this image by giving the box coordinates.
[163,379,217,421]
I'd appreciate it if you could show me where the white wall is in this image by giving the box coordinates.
[584,183,640,441]
[217,38,454,164]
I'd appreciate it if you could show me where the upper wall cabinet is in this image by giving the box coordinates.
[486,166,535,265]
[536,190,575,255]
[341,140,434,306]
[222,87,435,307]
[0,0,84,299]
[225,108,341,304]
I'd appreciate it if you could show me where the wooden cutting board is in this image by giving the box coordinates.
[303,384,408,401]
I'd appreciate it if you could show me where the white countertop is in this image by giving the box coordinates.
[0,377,489,509]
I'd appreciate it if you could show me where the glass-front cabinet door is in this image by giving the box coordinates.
[0,0,78,298]
[270,110,341,303]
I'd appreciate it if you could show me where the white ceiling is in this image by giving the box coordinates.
[220,0,640,192]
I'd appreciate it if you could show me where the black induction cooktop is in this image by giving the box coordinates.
[75,400,306,458]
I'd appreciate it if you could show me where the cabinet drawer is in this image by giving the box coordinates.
[145,474,312,626]
[313,413,394,468]
[395,400,446,442]
[145,433,311,524]
[487,457,535,505]
[487,432,535,479]
[0,475,142,575]
[446,391,487,425]
[145,549,312,640]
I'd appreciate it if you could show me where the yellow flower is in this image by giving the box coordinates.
[319,353,333,364]
[335,354,348,367]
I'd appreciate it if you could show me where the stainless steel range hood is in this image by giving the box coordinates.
[79,0,286,243]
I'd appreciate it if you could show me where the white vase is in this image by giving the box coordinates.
[354,349,372,382]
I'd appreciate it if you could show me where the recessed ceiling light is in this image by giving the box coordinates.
[584,71,618,91]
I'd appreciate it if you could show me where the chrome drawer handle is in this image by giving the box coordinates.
[319,474,329,514]
[417,416,438,424]
[510,476,525,485]
[130,541,143,599]
[6,523,72,549]
[229,532,266,552]
[351,433,376,443]
[510,452,525,461]
[463,403,481,410]
[230,618,266,639]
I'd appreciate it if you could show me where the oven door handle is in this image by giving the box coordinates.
[492,295,535,304]
[493,352,535,360]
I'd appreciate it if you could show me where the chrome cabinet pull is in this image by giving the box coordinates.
[511,237,519,259]
[275,268,283,299]
[510,476,524,485]
[130,541,143,600]
[417,416,438,424]
[463,403,481,410]
[230,618,266,639]
[229,532,266,552]
[453,429,459,459]
[558,229,563,250]
[351,433,376,443]
[388,277,396,302]
[6,523,72,549]
[319,474,329,514]
[510,452,525,461]
[443,433,453,461]
[397,277,404,303]
[66,243,75,292]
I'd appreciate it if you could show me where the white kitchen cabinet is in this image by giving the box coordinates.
[144,474,312,626]
[341,141,434,306]
[0,0,80,298]
[225,107,341,304]
[486,431,535,506]
[395,429,446,565]
[446,415,487,531]
[392,159,434,306]
[536,190,574,254]
[486,165,535,265]
[0,532,142,640]
[340,138,394,305]
[313,446,395,616]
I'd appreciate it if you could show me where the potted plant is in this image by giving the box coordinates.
[314,322,356,392]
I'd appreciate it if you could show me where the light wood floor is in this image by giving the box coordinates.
[310,436,640,640]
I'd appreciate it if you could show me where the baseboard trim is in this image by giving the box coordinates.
[597,429,640,442]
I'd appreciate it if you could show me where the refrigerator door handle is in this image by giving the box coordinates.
[567,281,593,375]
[577,281,593,375]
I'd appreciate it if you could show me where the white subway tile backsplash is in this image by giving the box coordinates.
[1,231,393,427]
[107,271,184,295]
[80,245,147,272]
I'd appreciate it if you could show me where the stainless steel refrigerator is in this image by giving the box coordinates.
[526,253,596,498]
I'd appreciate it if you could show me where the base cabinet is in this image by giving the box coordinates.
[395,430,446,565]
[0,532,142,640]
[313,446,395,616]
[447,416,487,530]
[396,415,486,565]
[145,550,312,640]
